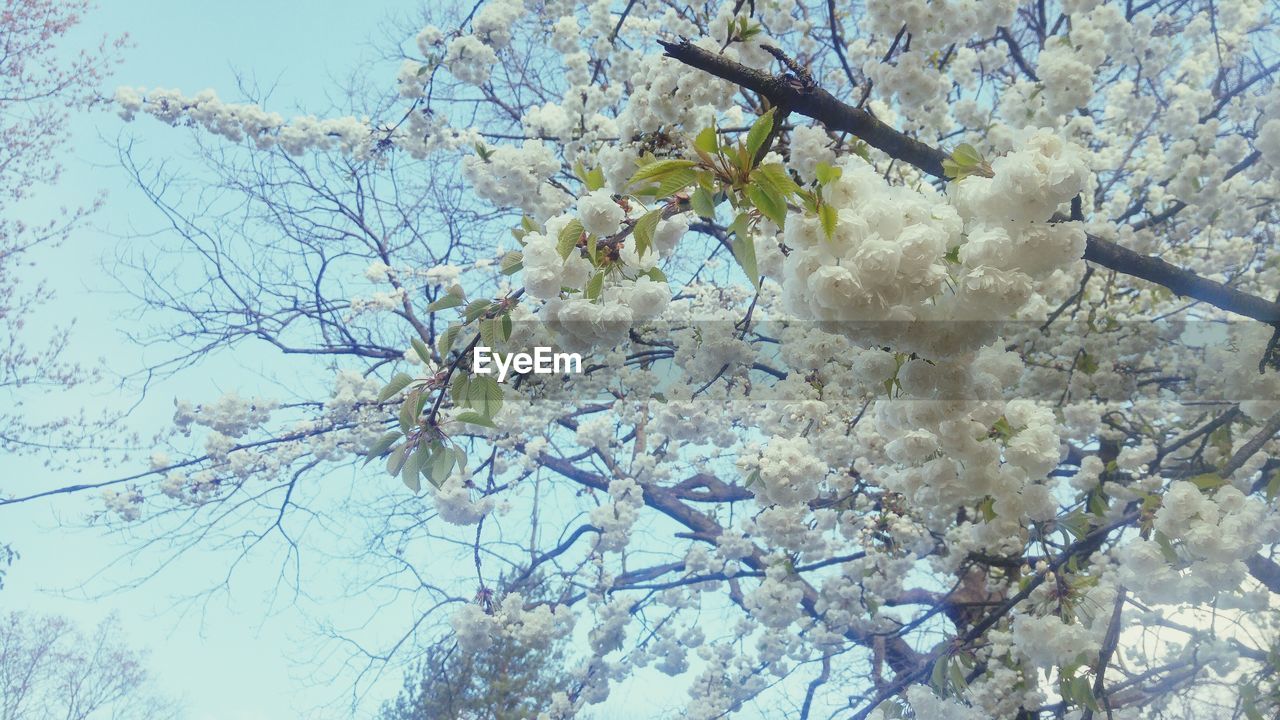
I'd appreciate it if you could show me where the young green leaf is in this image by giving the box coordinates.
[364,431,402,465]
[429,443,456,486]
[426,294,463,313]
[500,250,524,275]
[437,323,461,357]
[585,271,604,301]
[628,159,698,185]
[557,218,585,259]
[411,338,433,365]
[450,372,470,406]
[818,203,838,240]
[814,162,842,186]
[752,163,801,197]
[690,186,718,218]
[731,232,759,287]
[746,181,787,228]
[693,126,719,155]
[455,410,497,428]
[398,392,421,433]
[464,299,493,323]
[378,373,415,403]
[402,444,430,493]
[467,375,504,417]
[745,108,775,161]
[633,209,662,258]
[385,443,410,476]
[651,167,697,198]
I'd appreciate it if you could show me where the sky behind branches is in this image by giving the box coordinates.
[6,2,428,718]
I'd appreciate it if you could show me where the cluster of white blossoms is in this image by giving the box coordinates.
[430,474,495,526]
[520,200,676,348]
[461,141,568,220]
[115,86,377,156]
[751,436,828,506]
[613,39,741,139]
[1033,5,1121,116]
[862,0,1018,52]
[345,288,407,319]
[173,392,276,438]
[449,591,572,654]
[589,477,646,552]
[777,130,1090,359]
[779,154,958,334]
[1121,481,1278,604]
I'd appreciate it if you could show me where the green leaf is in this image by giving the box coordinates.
[629,159,698,185]
[1077,351,1099,375]
[814,162,842,186]
[944,143,991,181]
[429,442,456,486]
[746,182,787,229]
[450,372,470,406]
[557,218,585,259]
[575,160,607,191]
[378,373,415,403]
[953,143,982,166]
[455,410,497,428]
[364,431,402,465]
[633,209,661,258]
[818,203,838,240]
[1188,473,1228,492]
[745,108,775,161]
[1154,530,1180,563]
[1087,488,1110,516]
[751,162,801,197]
[500,250,524,275]
[479,317,502,348]
[437,324,461,357]
[454,446,469,474]
[411,338,433,365]
[643,267,668,283]
[402,444,430,493]
[426,294,463,313]
[691,186,718,218]
[930,655,949,693]
[943,246,961,264]
[500,312,512,342]
[385,443,410,476]
[731,233,759,287]
[398,392,421,433]
[467,375,504,417]
[693,126,719,155]
[464,299,493,323]
[947,658,968,694]
[585,272,604,301]
[651,167,697,198]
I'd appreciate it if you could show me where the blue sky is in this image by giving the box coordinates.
[4,2,413,718]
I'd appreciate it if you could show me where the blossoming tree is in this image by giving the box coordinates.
[16,0,1280,717]
[0,0,123,587]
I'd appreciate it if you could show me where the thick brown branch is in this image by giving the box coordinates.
[659,38,948,177]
